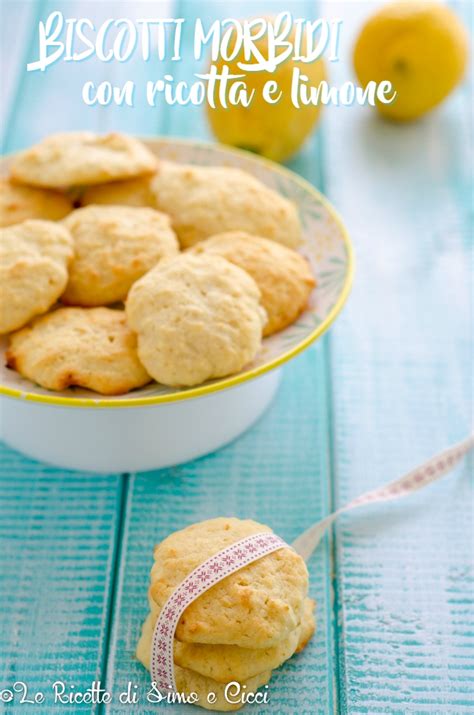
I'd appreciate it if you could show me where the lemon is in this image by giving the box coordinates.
[353,1,469,121]
[206,24,326,162]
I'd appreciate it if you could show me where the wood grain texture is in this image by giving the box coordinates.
[320,1,473,712]
[0,442,124,713]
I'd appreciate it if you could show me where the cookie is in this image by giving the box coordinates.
[147,518,308,648]
[190,232,315,335]
[173,627,299,684]
[150,161,302,249]
[6,307,151,395]
[80,176,155,208]
[126,254,267,387]
[136,597,315,683]
[0,178,73,227]
[0,220,73,334]
[10,132,157,188]
[61,205,179,306]
[173,664,271,712]
[190,597,314,680]
[295,598,316,653]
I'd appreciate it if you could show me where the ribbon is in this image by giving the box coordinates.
[151,433,473,692]
[292,432,474,560]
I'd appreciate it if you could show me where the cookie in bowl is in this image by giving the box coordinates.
[150,161,302,249]
[61,205,179,306]
[80,175,155,208]
[126,253,267,387]
[6,306,151,395]
[189,231,316,336]
[0,178,73,227]
[0,219,73,334]
[10,131,157,188]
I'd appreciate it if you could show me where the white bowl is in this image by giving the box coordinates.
[0,138,353,473]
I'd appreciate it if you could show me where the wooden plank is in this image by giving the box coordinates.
[320,1,473,712]
[103,4,337,711]
[0,442,124,711]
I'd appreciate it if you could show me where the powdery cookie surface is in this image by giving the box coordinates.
[136,597,315,683]
[10,132,157,189]
[6,307,151,395]
[0,220,73,334]
[190,231,316,335]
[80,176,155,208]
[150,161,302,249]
[148,517,309,648]
[126,254,266,387]
[0,179,73,227]
[62,205,179,306]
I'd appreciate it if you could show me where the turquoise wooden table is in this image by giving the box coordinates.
[1,1,472,713]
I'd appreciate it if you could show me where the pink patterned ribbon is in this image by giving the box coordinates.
[292,433,474,560]
[150,531,288,691]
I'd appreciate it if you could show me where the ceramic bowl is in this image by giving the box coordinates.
[0,138,353,473]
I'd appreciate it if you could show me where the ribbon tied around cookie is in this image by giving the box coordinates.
[151,433,473,693]
[151,532,287,691]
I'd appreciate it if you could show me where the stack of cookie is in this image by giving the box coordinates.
[2,130,315,395]
[136,518,315,711]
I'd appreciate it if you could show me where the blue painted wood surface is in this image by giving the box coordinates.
[0,1,472,713]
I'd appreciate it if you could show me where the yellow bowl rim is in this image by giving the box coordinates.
[0,137,354,409]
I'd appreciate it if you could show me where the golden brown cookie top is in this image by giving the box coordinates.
[0,219,73,334]
[6,307,151,395]
[10,132,157,188]
[190,231,315,335]
[61,204,179,306]
[0,178,73,227]
[126,253,266,387]
[80,175,155,208]
[150,161,302,249]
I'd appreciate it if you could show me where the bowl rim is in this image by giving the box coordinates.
[0,136,354,409]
